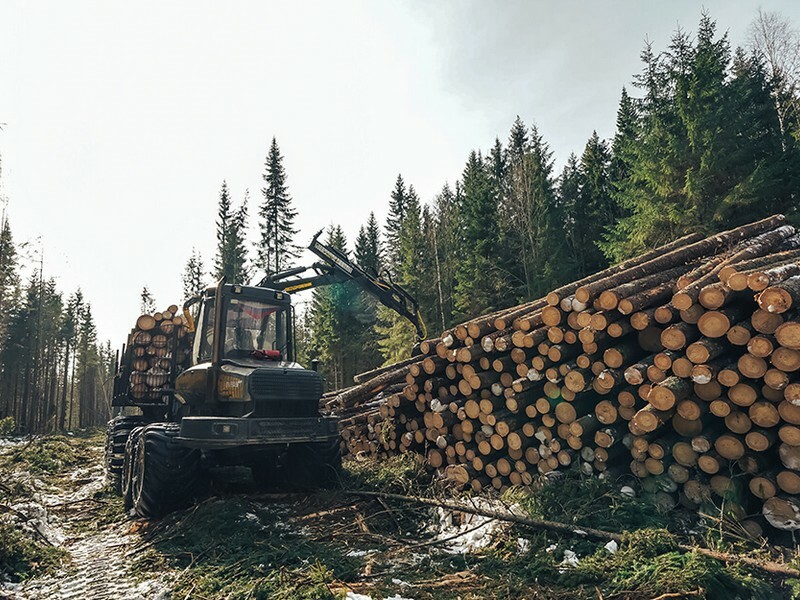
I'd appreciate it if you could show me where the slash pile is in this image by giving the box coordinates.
[330,214,800,534]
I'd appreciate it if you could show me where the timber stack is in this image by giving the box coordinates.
[124,305,192,402]
[329,214,800,534]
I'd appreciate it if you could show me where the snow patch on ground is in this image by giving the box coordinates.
[427,498,523,554]
[560,549,580,568]
[346,593,414,600]
[346,548,378,557]
[0,436,30,449]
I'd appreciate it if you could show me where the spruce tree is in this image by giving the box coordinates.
[58,291,80,430]
[354,212,382,274]
[559,152,582,272]
[214,182,250,283]
[182,249,206,300]
[214,180,233,279]
[501,124,559,299]
[0,218,17,319]
[385,174,407,269]
[453,151,501,318]
[609,87,639,186]
[258,137,299,276]
[507,116,530,162]
[353,214,383,372]
[229,192,250,284]
[430,183,460,329]
[140,286,156,314]
[307,226,356,388]
[572,132,615,274]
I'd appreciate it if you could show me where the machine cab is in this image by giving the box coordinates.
[191,284,295,367]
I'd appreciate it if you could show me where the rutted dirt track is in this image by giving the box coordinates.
[0,438,169,600]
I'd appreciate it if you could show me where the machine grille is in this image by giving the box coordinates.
[249,368,323,417]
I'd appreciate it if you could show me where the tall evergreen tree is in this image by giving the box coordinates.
[507,116,530,162]
[354,212,382,274]
[385,174,407,269]
[429,183,461,330]
[182,249,206,300]
[352,214,383,372]
[214,180,233,279]
[258,137,299,276]
[214,181,250,283]
[306,226,357,388]
[230,192,250,284]
[501,124,560,299]
[609,87,640,186]
[571,132,616,274]
[453,151,501,318]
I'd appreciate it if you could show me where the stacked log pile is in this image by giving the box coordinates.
[124,304,192,401]
[331,214,800,533]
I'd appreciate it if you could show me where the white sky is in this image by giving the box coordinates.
[1,0,799,345]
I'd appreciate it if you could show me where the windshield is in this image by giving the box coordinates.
[222,298,287,360]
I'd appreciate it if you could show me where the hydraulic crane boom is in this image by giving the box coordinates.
[258,231,427,341]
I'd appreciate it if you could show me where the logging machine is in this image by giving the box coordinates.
[106,231,424,518]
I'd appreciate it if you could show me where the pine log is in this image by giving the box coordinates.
[354,356,419,384]
[763,496,800,531]
[749,261,800,292]
[575,216,785,304]
[661,322,699,350]
[599,263,695,312]
[546,232,706,306]
[775,320,800,350]
[759,275,800,314]
[752,309,785,334]
[772,347,800,372]
[136,314,157,331]
[697,305,750,339]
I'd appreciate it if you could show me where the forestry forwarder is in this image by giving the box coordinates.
[106,231,425,518]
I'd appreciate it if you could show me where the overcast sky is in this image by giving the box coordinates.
[1,1,799,345]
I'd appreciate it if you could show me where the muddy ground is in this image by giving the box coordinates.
[0,431,795,599]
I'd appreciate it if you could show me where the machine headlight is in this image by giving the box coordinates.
[218,374,245,399]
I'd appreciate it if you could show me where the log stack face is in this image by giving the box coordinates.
[125,304,192,402]
[331,214,800,533]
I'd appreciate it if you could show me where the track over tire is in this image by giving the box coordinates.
[105,416,145,494]
[122,426,145,511]
[285,438,342,490]
[130,423,205,518]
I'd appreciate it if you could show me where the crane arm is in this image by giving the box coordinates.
[258,231,427,341]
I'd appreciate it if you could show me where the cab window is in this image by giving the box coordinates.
[223,298,286,359]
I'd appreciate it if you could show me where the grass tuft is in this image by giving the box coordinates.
[3,429,102,475]
[510,468,672,532]
[0,521,66,582]
[342,453,430,495]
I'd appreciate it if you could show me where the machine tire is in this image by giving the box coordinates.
[286,438,342,490]
[105,416,145,494]
[130,423,204,518]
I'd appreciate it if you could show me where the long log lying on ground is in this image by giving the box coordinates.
[348,489,800,578]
